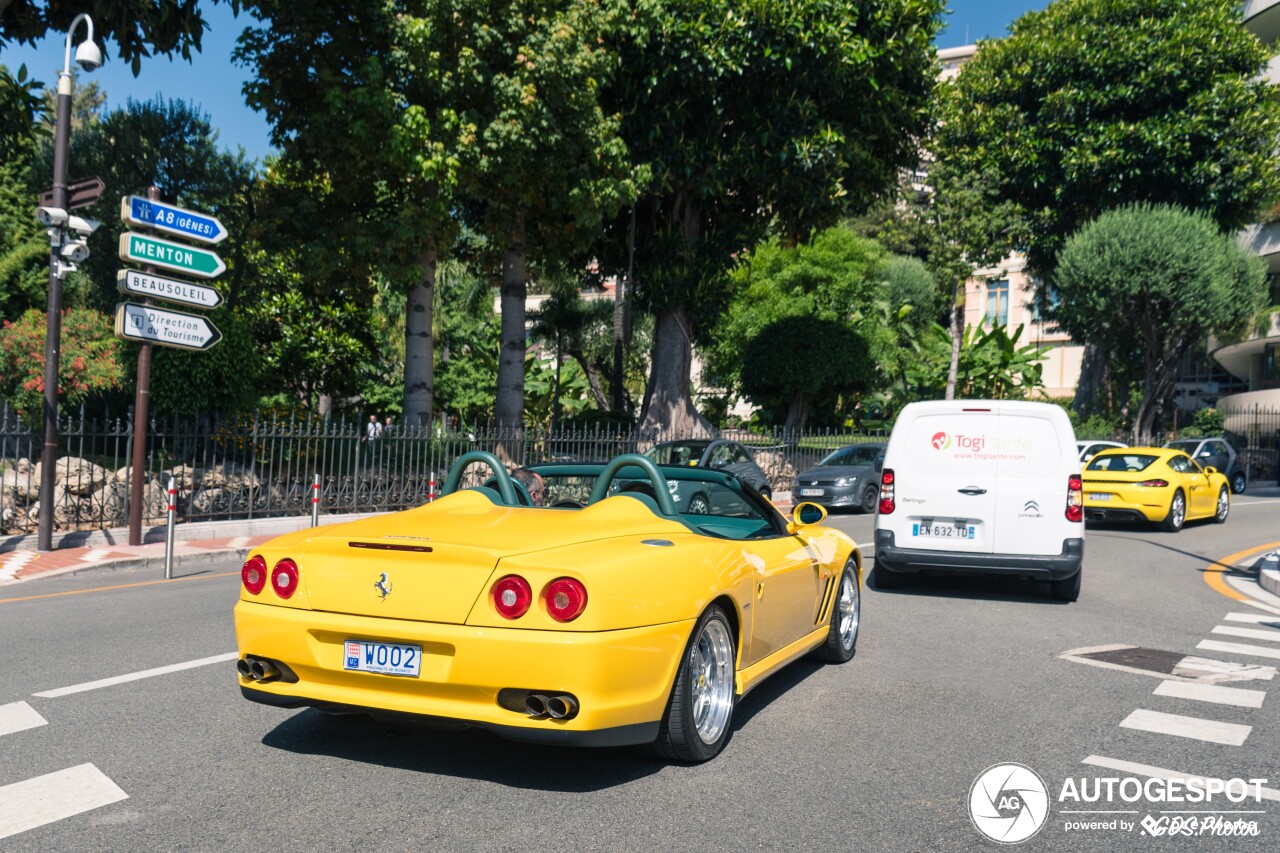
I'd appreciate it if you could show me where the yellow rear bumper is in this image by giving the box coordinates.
[234,600,692,745]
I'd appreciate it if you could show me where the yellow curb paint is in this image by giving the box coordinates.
[0,571,237,605]
[1203,541,1280,603]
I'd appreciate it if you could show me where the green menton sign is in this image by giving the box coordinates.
[118,232,226,280]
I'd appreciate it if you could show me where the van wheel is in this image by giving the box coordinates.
[872,560,900,590]
[859,485,879,514]
[1160,490,1185,533]
[1050,569,1081,602]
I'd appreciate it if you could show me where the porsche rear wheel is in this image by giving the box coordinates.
[1160,490,1185,533]
[1213,486,1229,524]
[646,605,735,762]
[812,561,859,663]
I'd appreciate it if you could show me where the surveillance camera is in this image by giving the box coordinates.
[36,206,68,226]
[60,241,90,264]
[74,40,103,72]
[67,215,100,236]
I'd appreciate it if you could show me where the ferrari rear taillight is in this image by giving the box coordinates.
[271,558,300,598]
[543,578,588,622]
[241,555,267,595]
[493,575,532,619]
[879,468,896,515]
[1137,479,1169,488]
[1066,475,1083,523]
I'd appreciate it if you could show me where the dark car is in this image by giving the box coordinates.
[1164,437,1247,494]
[642,439,772,512]
[792,443,886,513]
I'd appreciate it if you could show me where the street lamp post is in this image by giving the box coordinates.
[38,13,101,551]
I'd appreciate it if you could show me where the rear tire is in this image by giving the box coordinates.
[1231,471,1246,494]
[1050,568,1081,602]
[1213,486,1229,524]
[1160,490,1186,533]
[811,561,859,662]
[644,606,736,763]
[687,493,711,515]
[859,485,879,514]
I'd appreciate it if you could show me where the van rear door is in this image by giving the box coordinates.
[991,408,1071,556]
[893,409,1000,555]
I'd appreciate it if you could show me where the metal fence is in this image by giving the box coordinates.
[0,403,888,535]
[5,400,1277,537]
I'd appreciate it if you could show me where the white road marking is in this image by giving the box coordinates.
[1211,625,1280,643]
[0,701,47,737]
[1082,755,1280,803]
[33,652,238,698]
[1172,656,1276,682]
[1119,709,1250,746]
[0,763,128,840]
[1152,680,1265,709]
[0,550,38,583]
[1197,639,1280,661]
[80,549,115,562]
[1224,612,1280,627]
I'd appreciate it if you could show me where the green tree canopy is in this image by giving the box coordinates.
[935,0,1280,276]
[1053,203,1267,434]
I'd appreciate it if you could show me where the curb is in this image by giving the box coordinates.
[1262,567,1280,599]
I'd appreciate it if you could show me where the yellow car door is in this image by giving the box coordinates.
[744,534,824,665]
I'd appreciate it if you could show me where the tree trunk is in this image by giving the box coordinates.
[402,238,436,428]
[946,275,964,400]
[495,213,528,432]
[639,303,714,437]
[783,389,809,434]
[569,348,609,410]
[1072,342,1110,421]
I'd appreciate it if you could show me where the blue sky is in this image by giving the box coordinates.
[0,2,1049,166]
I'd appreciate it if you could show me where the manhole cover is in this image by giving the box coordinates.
[1060,644,1276,684]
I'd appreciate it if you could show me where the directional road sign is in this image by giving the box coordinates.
[119,232,226,280]
[39,176,106,211]
[120,196,228,244]
[114,302,222,352]
[116,269,222,310]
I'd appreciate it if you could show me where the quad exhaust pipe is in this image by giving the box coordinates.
[238,655,283,684]
[523,692,578,720]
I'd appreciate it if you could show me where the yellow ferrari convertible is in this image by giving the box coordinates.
[235,452,862,762]
[1082,446,1230,532]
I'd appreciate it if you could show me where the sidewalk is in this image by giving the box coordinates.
[0,513,372,585]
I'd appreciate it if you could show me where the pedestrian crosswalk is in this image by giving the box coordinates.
[1083,607,1280,802]
[0,764,127,841]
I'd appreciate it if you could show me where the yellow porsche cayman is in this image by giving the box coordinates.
[1081,447,1230,532]
[234,452,863,762]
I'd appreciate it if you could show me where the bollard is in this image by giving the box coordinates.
[429,471,436,502]
[163,476,176,580]
[311,473,320,527]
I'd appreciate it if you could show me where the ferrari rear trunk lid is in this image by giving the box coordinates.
[269,490,683,623]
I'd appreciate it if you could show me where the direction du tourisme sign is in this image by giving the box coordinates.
[116,196,225,351]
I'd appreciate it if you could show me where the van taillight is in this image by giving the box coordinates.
[1066,475,1083,522]
[879,468,895,515]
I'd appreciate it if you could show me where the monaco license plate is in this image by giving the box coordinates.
[1089,493,1112,501]
[343,640,421,677]
[798,488,824,497]
[912,521,975,539]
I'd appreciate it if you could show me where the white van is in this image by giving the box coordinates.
[873,400,1084,601]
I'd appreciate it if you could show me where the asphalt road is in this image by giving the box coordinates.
[2,495,1279,851]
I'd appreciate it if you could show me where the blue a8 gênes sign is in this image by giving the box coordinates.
[120,195,228,244]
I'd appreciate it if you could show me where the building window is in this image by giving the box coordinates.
[1266,343,1280,382]
[1032,283,1060,323]
[985,280,1009,325]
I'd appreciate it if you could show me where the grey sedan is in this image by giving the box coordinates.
[792,443,885,513]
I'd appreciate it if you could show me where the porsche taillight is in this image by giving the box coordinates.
[1066,475,1083,523]
[271,558,299,598]
[241,555,267,595]
[493,575,532,619]
[1136,479,1169,488]
[543,578,588,622]
[879,468,896,515]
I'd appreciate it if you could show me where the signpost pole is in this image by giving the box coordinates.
[128,185,160,546]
